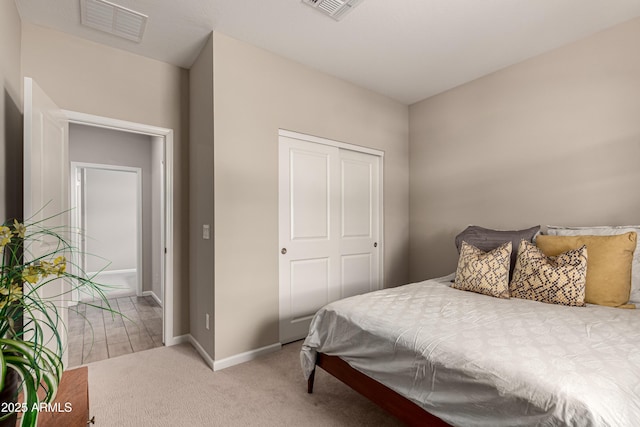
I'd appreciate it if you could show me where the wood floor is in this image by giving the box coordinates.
[67,295,163,368]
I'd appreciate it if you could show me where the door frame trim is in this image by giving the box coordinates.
[279,129,385,157]
[70,161,144,299]
[64,110,176,346]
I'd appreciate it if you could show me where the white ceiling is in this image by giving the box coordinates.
[14,0,640,104]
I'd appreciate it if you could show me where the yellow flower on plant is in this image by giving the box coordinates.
[54,256,66,275]
[9,283,22,299]
[12,219,26,238]
[0,283,22,298]
[41,261,57,277]
[0,283,23,309]
[0,226,11,247]
[22,265,41,284]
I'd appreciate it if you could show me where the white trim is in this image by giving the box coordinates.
[184,335,282,372]
[64,111,169,137]
[71,162,141,174]
[278,129,385,157]
[87,268,137,276]
[188,335,214,370]
[155,136,166,327]
[80,289,134,302]
[212,342,282,371]
[163,136,174,346]
[23,78,33,220]
[64,110,175,347]
[142,290,162,307]
[378,155,385,290]
[171,334,191,345]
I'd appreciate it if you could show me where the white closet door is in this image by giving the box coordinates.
[339,149,380,299]
[278,137,340,343]
[279,134,381,343]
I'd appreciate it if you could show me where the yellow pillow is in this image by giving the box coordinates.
[535,232,637,308]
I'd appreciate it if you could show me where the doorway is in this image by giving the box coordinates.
[71,162,142,300]
[63,111,175,366]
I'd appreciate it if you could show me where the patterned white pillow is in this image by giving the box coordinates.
[452,241,511,299]
[510,240,588,307]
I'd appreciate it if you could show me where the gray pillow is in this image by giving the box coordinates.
[455,225,541,277]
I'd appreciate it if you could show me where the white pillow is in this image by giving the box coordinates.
[546,225,640,304]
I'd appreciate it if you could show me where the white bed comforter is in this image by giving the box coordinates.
[301,275,640,426]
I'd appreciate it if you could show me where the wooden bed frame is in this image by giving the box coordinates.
[307,352,451,427]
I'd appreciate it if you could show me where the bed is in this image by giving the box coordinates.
[301,273,640,426]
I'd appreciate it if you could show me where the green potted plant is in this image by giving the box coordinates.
[0,215,115,427]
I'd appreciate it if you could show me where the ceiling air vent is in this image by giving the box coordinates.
[80,0,148,43]
[302,0,364,21]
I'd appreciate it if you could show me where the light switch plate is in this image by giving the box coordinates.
[203,224,210,240]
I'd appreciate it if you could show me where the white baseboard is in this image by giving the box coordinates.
[212,342,282,371]
[165,333,191,347]
[187,335,215,370]
[142,290,162,307]
[79,289,135,303]
[88,268,137,277]
[172,335,282,372]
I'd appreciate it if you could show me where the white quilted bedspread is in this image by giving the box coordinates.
[301,275,640,426]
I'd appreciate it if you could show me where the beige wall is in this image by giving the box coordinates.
[0,1,23,221]
[409,17,640,281]
[21,23,191,338]
[212,32,409,359]
[189,34,215,358]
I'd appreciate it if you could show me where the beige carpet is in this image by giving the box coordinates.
[87,341,404,426]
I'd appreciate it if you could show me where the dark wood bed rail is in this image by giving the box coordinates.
[308,352,451,427]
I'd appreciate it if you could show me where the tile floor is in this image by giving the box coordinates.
[67,295,164,368]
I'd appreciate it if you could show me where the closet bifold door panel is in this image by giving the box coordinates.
[279,133,381,343]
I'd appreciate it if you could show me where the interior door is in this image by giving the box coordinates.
[339,149,380,299]
[82,165,141,298]
[23,77,70,366]
[279,134,381,343]
[279,137,340,343]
